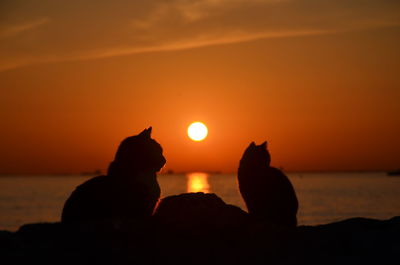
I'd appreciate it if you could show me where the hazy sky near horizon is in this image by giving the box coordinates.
[1,0,399,174]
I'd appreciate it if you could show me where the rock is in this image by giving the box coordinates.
[154,192,249,233]
[289,216,400,265]
[152,193,253,265]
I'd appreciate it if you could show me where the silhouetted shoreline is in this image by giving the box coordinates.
[1,211,399,265]
[1,193,399,265]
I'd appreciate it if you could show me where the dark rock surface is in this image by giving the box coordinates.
[0,192,399,265]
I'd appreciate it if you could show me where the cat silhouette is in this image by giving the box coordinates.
[238,141,298,227]
[61,127,166,224]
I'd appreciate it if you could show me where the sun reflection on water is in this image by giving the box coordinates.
[186,172,210,193]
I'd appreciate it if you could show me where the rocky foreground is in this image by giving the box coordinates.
[0,193,399,265]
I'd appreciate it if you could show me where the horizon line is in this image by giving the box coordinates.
[0,169,393,177]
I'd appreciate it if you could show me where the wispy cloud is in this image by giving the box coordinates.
[0,29,329,72]
[0,0,399,71]
[74,29,331,60]
[0,17,50,39]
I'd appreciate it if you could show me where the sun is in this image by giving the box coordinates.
[187,122,208,142]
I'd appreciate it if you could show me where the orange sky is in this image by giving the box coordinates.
[0,1,399,174]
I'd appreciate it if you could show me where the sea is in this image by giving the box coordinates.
[0,172,399,231]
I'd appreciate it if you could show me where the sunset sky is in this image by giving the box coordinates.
[1,0,399,174]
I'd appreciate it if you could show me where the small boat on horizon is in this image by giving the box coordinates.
[387,170,400,176]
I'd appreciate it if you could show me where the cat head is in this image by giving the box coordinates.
[107,127,166,176]
[239,141,271,169]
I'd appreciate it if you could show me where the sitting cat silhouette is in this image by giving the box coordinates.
[61,127,166,224]
[238,141,298,227]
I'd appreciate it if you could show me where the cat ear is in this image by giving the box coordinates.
[139,127,152,138]
[249,142,256,148]
[147,126,152,136]
[260,141,267,149]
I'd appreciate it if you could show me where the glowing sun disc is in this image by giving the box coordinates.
[188,122,208,141]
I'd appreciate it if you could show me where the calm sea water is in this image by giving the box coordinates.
[0,172,399,231]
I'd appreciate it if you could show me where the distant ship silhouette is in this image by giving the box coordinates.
[387,170,400,176]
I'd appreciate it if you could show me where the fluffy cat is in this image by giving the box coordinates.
[61,127,166,224]
[238,141,298,227]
